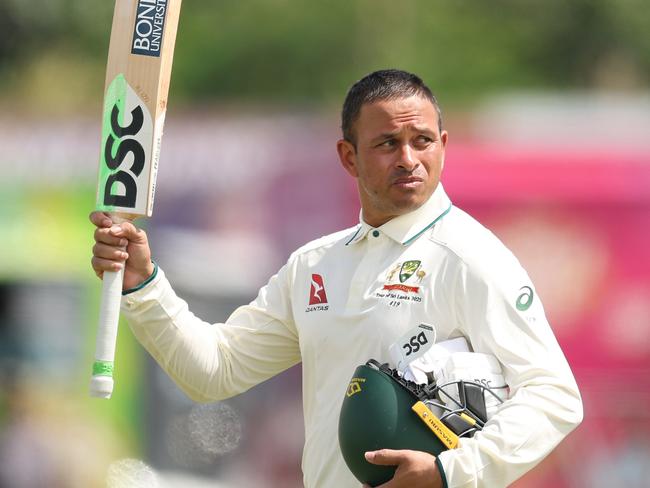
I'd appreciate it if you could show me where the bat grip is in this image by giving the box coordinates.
[90,267,124,398]
[90,215,129,399]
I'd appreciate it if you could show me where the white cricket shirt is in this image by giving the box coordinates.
[122,183,582,488]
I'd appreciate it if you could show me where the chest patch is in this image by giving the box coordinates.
[375,260,427,305]
[305,273,330,312]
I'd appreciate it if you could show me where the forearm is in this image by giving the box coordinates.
[121,267,301,402]
[446,250,584,487]
[121,267,239,401]
[436,376,582,488]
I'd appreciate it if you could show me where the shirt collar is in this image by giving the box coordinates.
[346,183,453,246]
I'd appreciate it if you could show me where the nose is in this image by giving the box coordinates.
[396,143,418,171]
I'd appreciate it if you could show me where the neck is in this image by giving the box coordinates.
[361,207,399,227]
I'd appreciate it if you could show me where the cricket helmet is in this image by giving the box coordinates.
[338,360,504,487]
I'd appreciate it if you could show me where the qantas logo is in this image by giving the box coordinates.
[306,274,329,312]
[309,274,328,305]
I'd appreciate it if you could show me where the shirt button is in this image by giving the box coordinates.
[372,230,380,237]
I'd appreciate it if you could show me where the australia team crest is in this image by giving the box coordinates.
[382,259,426,295]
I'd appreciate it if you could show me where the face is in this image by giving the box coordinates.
[337,95,448,227]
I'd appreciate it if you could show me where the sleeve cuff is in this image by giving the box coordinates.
[435,456,449,488]
[122,261,159,295]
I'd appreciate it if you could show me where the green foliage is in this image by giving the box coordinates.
[0,0,648,112]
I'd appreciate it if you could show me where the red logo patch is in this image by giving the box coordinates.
[309,274,328,305]
[383,284,420,294]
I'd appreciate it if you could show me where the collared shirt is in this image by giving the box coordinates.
[122,183,582,488]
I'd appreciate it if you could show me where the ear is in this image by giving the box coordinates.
[440,130,449,170]
[337,139,359,178]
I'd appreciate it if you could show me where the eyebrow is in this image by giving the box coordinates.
[371,126,437,143]
[374,131,399,142]
[411,125,436,135]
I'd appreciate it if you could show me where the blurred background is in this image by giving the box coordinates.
[1,0,649,486]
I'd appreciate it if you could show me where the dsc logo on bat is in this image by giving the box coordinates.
[102,104,146,209]
[98,74,156,216]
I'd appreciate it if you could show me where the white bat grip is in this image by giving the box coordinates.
[89,265,125,399]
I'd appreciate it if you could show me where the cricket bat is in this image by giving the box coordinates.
[90,0,182,399]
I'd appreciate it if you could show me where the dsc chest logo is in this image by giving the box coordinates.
[305,274,329,312]
[403,331,429,357]
[389,323,436,371]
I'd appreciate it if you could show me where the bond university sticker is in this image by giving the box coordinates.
[131,0,170,57]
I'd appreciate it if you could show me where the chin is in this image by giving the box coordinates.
[392,198,426,215]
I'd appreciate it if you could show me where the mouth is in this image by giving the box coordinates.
[392,176,424,189]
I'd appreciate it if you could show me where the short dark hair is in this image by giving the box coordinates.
[341,69,442,146]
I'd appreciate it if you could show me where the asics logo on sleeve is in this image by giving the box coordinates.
[516,286,534,311]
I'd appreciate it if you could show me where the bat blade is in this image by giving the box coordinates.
[90,0,182,399]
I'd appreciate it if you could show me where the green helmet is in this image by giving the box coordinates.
[338,360,449,487]
[339,359,503,486]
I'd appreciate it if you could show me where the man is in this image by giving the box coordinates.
[91,69,583,487]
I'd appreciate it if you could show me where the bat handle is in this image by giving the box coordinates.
[90,265,125,399]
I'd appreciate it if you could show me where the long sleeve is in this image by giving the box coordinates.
[436,247,583,487]
[120,264,301,403]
